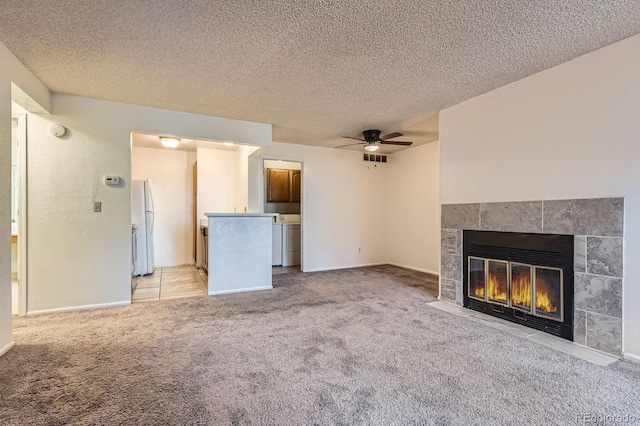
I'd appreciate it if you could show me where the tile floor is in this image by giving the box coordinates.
[132,265,208,303]
[132,265,301,303]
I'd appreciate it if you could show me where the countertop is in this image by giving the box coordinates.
[205,213,278,217]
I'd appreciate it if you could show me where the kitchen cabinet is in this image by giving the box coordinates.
[266,168,301,203]
[289,170,301,202]
[266,168,291,202]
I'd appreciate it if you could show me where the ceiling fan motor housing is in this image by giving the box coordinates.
[362,129,381,142]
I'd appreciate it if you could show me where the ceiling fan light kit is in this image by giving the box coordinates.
[335,129,413,151]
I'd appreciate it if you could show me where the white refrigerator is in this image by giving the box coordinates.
[132,179,155,276]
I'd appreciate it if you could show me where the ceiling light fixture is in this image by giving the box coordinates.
[364,143,380,152]
[160,136,180,148]
[224,142,235,147]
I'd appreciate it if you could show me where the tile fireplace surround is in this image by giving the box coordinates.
[440,198,624,356]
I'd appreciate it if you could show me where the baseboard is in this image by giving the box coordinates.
[303,262,386,273]
[209,286,273,296]
[624,352,640,364]
[28,300,131,316]
[0,341,15,357]
[386,263,439,276]
[304,263,439,275]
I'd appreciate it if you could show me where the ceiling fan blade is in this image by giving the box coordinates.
[342,136,366,141]
[334,142,366,148]
[380,141,413,146]
[381,132,403,140]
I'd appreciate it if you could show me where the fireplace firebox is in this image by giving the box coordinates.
[463,231,574,340]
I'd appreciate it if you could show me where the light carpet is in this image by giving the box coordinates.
[1,265,638,425]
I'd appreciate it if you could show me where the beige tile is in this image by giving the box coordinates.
[161,290,207,300]
[135,276,161,289]
[162,265,198,273]
[162,279,206,288]
[161,282,207,299]
[132,297,161,303]
[161,281,206,293]
[162,272,204,285]
[132,286,160,301]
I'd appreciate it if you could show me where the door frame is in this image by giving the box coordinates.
[13,114,28,316]
[260,157,305,272]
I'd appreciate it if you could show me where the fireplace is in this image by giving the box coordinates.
[463,231,574,340]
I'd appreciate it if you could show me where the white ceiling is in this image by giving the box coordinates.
[1,1,639,153]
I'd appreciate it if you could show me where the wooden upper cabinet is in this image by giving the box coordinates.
[289,170,301,202]
[266,168,301,203]
[266,168,291,202]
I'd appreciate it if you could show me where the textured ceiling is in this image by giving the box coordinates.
[1,1,639,153]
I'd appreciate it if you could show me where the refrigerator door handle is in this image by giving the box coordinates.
[147,211,154,233]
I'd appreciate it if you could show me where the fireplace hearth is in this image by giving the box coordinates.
[463,231,574,340]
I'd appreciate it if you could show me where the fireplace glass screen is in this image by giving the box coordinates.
[487,260,508,305]
[511,263,532,311]
[463,230,573,339]
[466,259,564,323]
[468,257,485,299]
[534,267,563,321]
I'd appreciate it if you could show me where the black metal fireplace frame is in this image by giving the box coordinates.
[462,230,574,340]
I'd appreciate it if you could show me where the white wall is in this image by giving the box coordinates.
[250,142,390,271]
[25,94,270,314]
[440,34,640,359]
[234,145,254,213]
[196,146,254,267]
[132,146,196,267]
[0,41,50,355]
[387,142,440,274]
[264,160,301,170]
[197,147,237,216]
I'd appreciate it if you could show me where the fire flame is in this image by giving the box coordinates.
[473,270,558,313]
[486,272,507,302]
[535,284,558,313]
[511,275,531,308]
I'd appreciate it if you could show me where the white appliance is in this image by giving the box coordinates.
[275,214,301,267]
[272,223,282,266]
[132,179,155,276]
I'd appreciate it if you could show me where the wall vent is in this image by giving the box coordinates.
[363,153,387,163]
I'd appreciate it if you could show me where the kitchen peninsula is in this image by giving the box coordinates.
[204,213,277,295]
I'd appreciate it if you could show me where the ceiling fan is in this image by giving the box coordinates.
[335,130,413,152]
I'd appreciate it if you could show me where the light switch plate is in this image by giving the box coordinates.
[94,202,102,212]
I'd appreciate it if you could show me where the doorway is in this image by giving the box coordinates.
[263,159,303,275]
[11,114,27,316]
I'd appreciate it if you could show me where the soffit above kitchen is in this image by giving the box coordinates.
[132,132,258,153]
[1,1,639,153]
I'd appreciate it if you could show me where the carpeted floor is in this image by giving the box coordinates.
[1,265,639,425]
